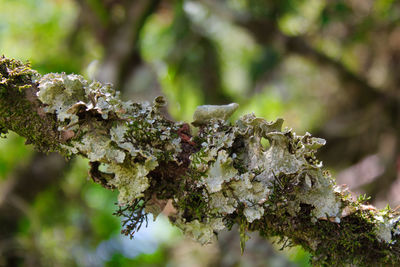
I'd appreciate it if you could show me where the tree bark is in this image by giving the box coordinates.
[1,56,400,266]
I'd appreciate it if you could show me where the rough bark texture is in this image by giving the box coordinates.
[0,60,61,152]
[1,56,400,266]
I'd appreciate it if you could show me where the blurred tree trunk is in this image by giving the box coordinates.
[0,153,69,266]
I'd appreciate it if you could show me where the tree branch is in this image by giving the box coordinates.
[1,56,400,265]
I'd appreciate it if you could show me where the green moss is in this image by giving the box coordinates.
[0,56,38,93]
[176,188,210,221]
[0,57,62,152]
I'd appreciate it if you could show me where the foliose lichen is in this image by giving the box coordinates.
[177,107,346,245]
[192,103,239,126]
[36,73,182,207]
[371,208,400,244]
[8,55,400,265]
[107,160,157,204]
[32,70,400,263]
[202,150,237,193]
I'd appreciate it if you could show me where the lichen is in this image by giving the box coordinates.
[72,133,126,163]
[174,218,225,245]
[180,107,352,245]
[209,191,237,214]
[373,209,400,244]
[36,73,181,209]
[192,103,239,126]
[202,150,237,193]
[297,172,342,221]
[375,216,393,243]
[229,174,269,222]
[23,67,400,264]
[38,73,87,129]
[107,159,158,204]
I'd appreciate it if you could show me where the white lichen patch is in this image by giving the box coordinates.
[37,73,134,132]
[109,123,139,156]
[110,123,129,142]
[192,103,239,126]
[60,124,129,164]
[261,132,303,176]
[202,150,238,193]
[229,173,254,201]
[38,73,87,108]
[166,137,182,156]
[243,206,264,223]
[234,114,339,222]
[372,210,400,244]
[107,159,158,204]
[230,174,269,222]
[235,115,304,183]
[298,178,342,221]
[374,215,393,243]
[37,72,184,211]
[391,217,400,239]
[210,218,226,231]
[206,123,237,149]
[38,73,88,128]
[235,113,283,136]
[175,219,216,245]
[72,133,126,163]
[209,191,237,214]
[190,146,218,172]
[376,223,392,243]
[181,109,345,241]
[175,218,226,245]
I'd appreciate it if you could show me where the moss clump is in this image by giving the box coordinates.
[0,56,38,94]
[0,57,61,151]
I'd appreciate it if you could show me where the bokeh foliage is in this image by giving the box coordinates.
[2,0,400,266]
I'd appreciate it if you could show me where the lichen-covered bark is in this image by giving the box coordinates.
[1,56,400,266]
[0,58,61,152]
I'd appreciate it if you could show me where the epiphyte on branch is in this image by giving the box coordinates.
[192,103,239,126]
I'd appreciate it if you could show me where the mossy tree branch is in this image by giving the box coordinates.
[1,56,400,266]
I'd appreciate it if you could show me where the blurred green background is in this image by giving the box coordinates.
[1,0,400,266]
